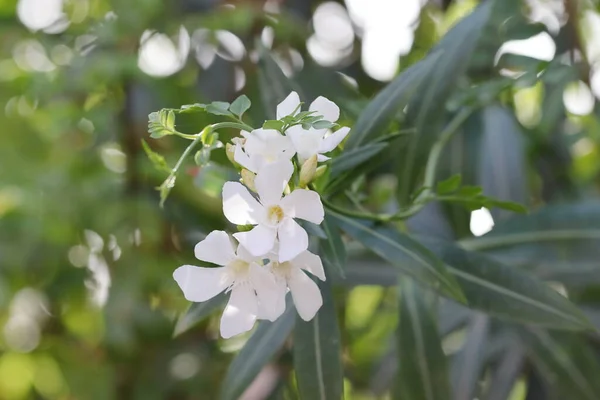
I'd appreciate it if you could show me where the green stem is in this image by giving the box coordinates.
[212,121,254,132]
[173,131,200,140]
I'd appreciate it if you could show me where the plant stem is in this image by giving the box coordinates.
[212,121,254,132]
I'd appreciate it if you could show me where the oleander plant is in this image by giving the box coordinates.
[3,0,600,399]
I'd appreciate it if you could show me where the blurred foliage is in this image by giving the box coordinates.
[2,0,600,399]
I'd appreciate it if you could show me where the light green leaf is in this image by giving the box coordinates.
[394,278,451,400]
[229,95,251,118]
[220,306,295,400]
[262,120,285,131]
[172,293,226,337]
[206,101,233,116]
[141,140,170,174]
[329,143,387,179]
[328,211,465,303]
[293,280,343,400]
[312,120,336,130]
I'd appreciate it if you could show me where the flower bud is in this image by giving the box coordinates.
[299,154,318,188]
[241,169,257,192]
[225,143,238,167]
[314,164,327,180]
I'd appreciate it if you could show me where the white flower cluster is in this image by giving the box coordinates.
[173,92,350,338]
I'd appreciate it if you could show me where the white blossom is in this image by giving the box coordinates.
[233,128,295,173]
[264,248,326,321]
[278,91,350,163]
[173,230,280,338]
[222,160,324,262]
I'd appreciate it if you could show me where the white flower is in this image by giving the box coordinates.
[278,91,350,163]
[173,230,280,339]
[264,248,326,321]
[286,125,350,164]
[233,128,295,173]
[222,160,324,262]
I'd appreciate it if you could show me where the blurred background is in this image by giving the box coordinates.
[2,0,600,399]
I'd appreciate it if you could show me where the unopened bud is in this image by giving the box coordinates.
[237,224,253,232]
[241,169,257,192]
[314,164,328,180]
[299,154,318,188]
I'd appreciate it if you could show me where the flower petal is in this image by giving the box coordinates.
[193,230,236,266]
[254,160,293,206]
[277,91,301,120]
[234,145,257,172]
[280,189,324,224]
[222,182,264,225]
[291,250,326,281]
[286,125,322,164]
[318,126,350,153]
[235,243,259,263]
[288,268,323,321]
[233,224,277,257]
[317,154,330,162]
[309,96,340,122]
[277,218,308,262]
[250,263,286,321]
[220,284,258,338]
[173,265,231,302]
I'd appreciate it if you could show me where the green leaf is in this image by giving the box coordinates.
[421,238,593,330]
[165,109,175,130]
[141,140,170,174]
[437,174,462,195]
[220,307,295,400]
[457,186,483,197]
[328,211,465,303]
[329,143,387,179]
[344,54,436,150]
[263,120,285,131]
[485,343,525,400]
[194,148,211,166]
[320,214,347,280]
[293,280,343,400]
[158,175,176,208]
[311,120,336,130]
[459,203,600,252]
[229,95,251,117]
[180,103,206,113]
[398,1,494,202]
[522,329,600,400]
[394,278,451,400]
[172,293,226,337]
[148,111,176,139]
[482,198,527,213]
[451,314,489,400]
[206,101,233,116]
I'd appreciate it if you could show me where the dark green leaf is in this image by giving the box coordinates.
[328,211,465,303]
[437,174,462,195]
[451,314,489,400]
[329,143,387,179]
[394,278,451,400]
[172,293,226,337]
[220,307,295,400]
[486,343,525,400]
[320,214,347,280]
[229,95,251,117]
[206,101,233,116]
[457,186,483,197]
[293,280,343,400]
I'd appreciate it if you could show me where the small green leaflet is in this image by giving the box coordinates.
[229,95,251,118]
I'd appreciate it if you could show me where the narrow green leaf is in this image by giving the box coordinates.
[486,343,525,400]
[522,329,600,400]
[457,186,483,197]
[394,278,451,400]
[344,54,436,150]
[173,293,226,337]
[329,142,387,179]
[422,238,593,330]
[328,211,465,303]
[220,307,295,400]
[437,174,462,195]
[293,280,343,400]
[451,314,489,400]
[206,101,233,116]
[320,214,347,280]
[229,95,251,117]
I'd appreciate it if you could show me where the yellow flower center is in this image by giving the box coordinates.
[271,261,292,279]
[228,259,249,275]
[267,205,285,225]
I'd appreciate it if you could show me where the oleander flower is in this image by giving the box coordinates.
[233,128,295,173]
[222,160,324,262]
[173,230,280,338]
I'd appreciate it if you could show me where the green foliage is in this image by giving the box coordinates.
[4,0,600,399]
